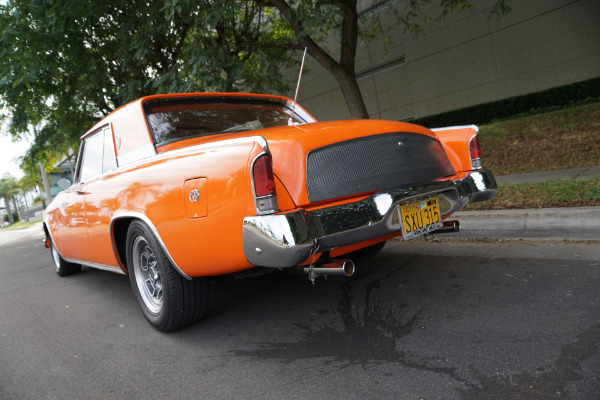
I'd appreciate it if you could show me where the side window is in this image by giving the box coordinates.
[102,127,117,173]
[78,132,104,183]
[77,126,117,183]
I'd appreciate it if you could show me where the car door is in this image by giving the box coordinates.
[53,182,89,261]
[59,127,114,262]
[81,126,120,268]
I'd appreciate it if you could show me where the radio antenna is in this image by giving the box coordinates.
[289,47,307,125]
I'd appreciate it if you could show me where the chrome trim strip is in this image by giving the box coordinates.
[249,151,279,215]
[117,143,157,166]
[164,135,269,156]
[42,220,125,275]
[113,136,269,174]
[431,124,479,133]
[62,258,126,275]
[243,169,497,268]
[110,212,192,280]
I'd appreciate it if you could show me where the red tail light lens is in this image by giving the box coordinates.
[469,136,482,159]
[469,135,483,169]
[253,154,276,197]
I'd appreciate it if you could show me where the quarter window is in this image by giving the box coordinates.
[77,126,117,183]
[102,127,117,173]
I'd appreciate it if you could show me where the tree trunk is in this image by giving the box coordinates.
[67,151,76,178]
[269,0,369,119]
[335,68,369,119]
[4,194,13,224]
[12,196,22,223]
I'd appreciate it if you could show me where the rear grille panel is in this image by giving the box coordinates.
[306,132,455,203]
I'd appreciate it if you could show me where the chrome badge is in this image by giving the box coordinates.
[189,189,200,203]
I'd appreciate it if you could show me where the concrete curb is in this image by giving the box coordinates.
[448,207,600,240]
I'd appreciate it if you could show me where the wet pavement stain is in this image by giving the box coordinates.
[230,259,422,365]
[457,322,600,400]
[227,256,479,392]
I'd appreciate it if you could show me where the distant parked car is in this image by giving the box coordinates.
[43,92,496,331]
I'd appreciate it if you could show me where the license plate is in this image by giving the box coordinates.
[389,197,443,240]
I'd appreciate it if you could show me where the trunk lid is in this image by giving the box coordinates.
[260,120,455,207]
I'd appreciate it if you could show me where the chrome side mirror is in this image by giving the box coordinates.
[57,178,72,191]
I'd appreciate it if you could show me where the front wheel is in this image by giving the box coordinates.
[126,221,208,332]
[50,239,81,276]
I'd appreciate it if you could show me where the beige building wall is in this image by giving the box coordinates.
[291,0,600,122]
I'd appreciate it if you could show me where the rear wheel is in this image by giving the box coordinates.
[126,221,208,332]
[50,239,82,276]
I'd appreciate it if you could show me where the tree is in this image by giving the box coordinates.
[0,0,202,161]
[19,170,42,221]
[0,0,294,169]
[179,1,296,93]
[1,0,511,161]
[263,0,511,118]
[0,174,19,225]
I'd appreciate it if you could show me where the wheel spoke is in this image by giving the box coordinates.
[132,236,163,314]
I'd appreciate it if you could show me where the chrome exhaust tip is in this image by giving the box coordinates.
[430,220,460,235]
[304,259,355,283]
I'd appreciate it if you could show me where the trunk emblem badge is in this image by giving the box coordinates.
[189,189,200,203]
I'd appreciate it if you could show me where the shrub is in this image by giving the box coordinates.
[414,77,600,128]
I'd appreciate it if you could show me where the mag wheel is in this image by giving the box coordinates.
[50,239,81,276]
[126,221,208,332]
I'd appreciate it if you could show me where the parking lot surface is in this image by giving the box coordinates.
[1,226,599,399]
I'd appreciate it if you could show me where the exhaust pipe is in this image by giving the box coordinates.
[305,259,355,283]
[430,220,460,235]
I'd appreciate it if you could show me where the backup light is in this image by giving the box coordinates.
[253,154,276,197]
[252,154,279,214]
[469,135,483,170]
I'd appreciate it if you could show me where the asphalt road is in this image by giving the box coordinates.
[1,225,599,400]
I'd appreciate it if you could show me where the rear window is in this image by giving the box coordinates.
[144,97,312,145]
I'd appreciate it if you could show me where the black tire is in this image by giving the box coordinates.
[50,239,82,276]
[126,221,208,332]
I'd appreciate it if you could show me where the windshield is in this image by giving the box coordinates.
[145,97,311,145]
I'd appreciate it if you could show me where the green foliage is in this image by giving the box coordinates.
[414,77,600,128]
[0,0,512,168]
[478,101,600,175]
[3,211,20,224]
[0,0,296,170]
[0,174,19,224]
[263,0,511,118]
[467,178,600,210]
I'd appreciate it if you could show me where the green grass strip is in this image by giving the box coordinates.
[466,178,600,210]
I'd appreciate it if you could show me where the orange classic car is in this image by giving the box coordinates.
[43,92,497,331]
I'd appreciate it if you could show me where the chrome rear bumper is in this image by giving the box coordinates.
[242,169,497,267]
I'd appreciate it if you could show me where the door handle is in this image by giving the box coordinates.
[76,190,88,195]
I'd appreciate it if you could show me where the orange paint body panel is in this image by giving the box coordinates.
[43,93,496,279]
[433,125,479,173]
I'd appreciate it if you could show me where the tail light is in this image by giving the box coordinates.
[252,154,279,214]
[469,135,483,170]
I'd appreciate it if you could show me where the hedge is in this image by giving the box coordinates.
[3,212,20,224]
[412,76,600,128]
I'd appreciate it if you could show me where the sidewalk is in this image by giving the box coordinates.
[451,167,600,240]
[495,166,600,184]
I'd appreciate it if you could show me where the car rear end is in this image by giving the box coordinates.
[242,121,497,275]
[140,93,496,277]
